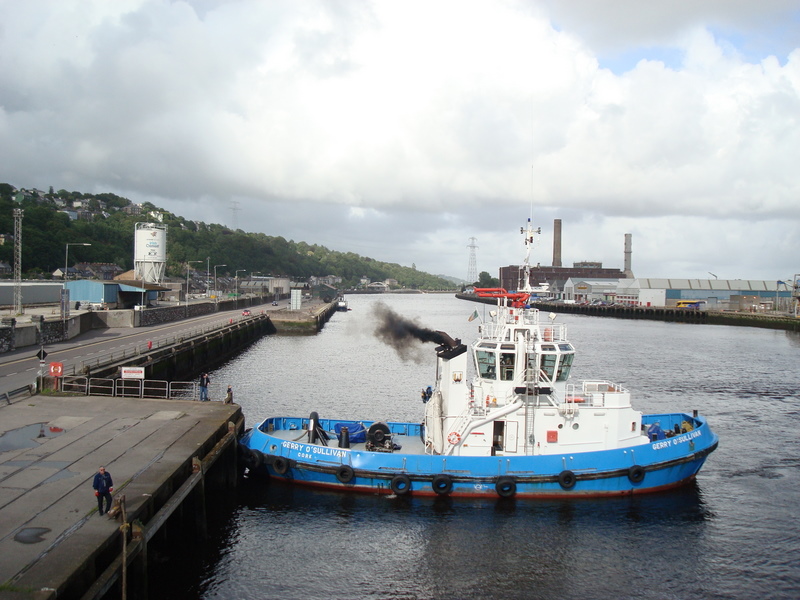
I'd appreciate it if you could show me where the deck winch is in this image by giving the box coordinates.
[366,422,393,452]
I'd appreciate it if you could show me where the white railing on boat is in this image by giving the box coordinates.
[562,381,629,409]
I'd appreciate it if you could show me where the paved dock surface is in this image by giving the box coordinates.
[0,394,240,599]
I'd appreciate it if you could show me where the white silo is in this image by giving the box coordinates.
[134,222,168,283]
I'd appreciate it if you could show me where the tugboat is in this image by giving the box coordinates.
[239,219,718,498]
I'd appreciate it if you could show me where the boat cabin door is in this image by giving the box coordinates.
[492,420,519,454]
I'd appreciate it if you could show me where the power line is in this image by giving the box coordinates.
[467,237,478,283]
[13,208,23,315]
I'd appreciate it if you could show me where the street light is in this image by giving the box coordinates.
[214,264,227,302]
[206,256,210,297]
[235,269,246,308]
[186,260,202,309]
[64,243,91,281]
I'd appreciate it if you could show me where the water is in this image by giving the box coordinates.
[151,294,800,600]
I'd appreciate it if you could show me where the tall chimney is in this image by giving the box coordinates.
[552,219,562,267]
[623,233,634,278]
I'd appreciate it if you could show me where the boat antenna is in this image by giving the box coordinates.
[519,167,540,293]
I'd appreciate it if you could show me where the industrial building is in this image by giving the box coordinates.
[564,277,795,311]
[499,218,797,310]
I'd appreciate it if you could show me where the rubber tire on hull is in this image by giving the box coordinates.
[495,476,517,498]
[432,474,453,496]
[628,465,646,484]
[558,470,577,490]
[273,457,290,475]
[390,474,412,495]
[250,449,264,470]
[335,465,355,484]
[238,447,260,470]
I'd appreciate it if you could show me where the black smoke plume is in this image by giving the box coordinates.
[373,302,453,362]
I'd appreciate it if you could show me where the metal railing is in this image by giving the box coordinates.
[56,377,205,400]
[71,314,267,377]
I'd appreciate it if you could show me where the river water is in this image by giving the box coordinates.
[151,294,800,600]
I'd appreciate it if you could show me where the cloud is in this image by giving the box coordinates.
[1,0,798,281]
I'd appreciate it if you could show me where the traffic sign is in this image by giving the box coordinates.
[36,348,48,360]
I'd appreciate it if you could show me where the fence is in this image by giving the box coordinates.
[58,377,209,400]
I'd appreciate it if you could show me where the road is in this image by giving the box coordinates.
[0,301,285,395]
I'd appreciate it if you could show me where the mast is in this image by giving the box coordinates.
[519,217,540,294]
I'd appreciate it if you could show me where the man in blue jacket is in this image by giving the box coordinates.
[199,373,211,401]
[93,466,114,515]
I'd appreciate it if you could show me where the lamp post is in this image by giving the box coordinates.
[235,269,246,308]
[64,243,91,281]
[214,264,227,303]
[206,256,210,297]
[186,260,202,312]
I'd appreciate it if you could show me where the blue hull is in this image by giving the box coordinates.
[239,413,718,498]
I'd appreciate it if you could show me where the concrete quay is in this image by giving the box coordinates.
[0,394,242,600]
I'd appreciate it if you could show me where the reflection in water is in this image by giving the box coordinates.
[0,423,65,453]
[149,295,800,600]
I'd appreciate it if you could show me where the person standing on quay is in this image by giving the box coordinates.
[224,385,233,404]
[93,466,113,515]
[199,372,211,401]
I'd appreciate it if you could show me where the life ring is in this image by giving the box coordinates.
[628,465,645,484]
[390,474,412,495]
[432,474,453,495]
[447,431,461,445]
[335,465,355,484]
[557,469,576,490]
[495,476,517,498]
[273,457,290,475]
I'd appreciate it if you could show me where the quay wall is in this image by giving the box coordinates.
[270,301,338,334]
[87,314,278,381]
[77,301,338,382]
[456,294,800,332]
[0,394,244,600]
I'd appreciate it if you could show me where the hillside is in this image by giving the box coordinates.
[0,183,457,290]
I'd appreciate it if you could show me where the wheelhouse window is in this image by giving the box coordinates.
[540,353,558,380]
[500,352,515,381]
[476,348,497,380]
[556,353,574,381]
[536,343,575,382]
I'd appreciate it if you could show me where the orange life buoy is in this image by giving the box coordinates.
[447,431,461,445]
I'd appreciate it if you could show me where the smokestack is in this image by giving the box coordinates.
[552,219,562,267]
[624,233,634,278]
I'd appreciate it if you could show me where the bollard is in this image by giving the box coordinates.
[339,426,350,449]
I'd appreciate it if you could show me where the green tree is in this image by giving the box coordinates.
[476,271,499,288]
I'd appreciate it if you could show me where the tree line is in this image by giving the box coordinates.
[0,183,457,290]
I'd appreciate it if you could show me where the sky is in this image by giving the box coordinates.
[1,0,799,282]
